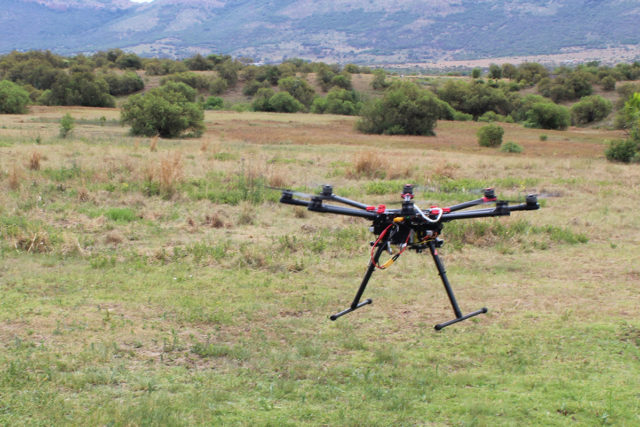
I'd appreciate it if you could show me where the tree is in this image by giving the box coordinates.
[115,53,143,70]
[471,67,482,79]
[120,82,204,138]
[601,75,616,91]
[102,71,144,96]
[437,80,511,119]
[0,80,29,113]
[251,88,303,113]
[538,71,593,102]
[517,62,549,85]
[277,77,316,108]
[268,92,304,113]
[185,54,213,71]
[570,95,612,125]
[311,88,362,115]
[501,63,518,79]
[330,72,352,90]
[252,88,276,112]
[39,71,115,107]
[356,81,440,136]
[488,64,502,79]
[371,69,389,90]
[605,93,640,162]
[524,102,571,130]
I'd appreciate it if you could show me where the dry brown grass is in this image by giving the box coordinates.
[204,213,226,228]
[77,187,91,202]
[14,230,51,253]
[29,151,42,170]
[150,135,159,152]
[349,151,389,179]
[105,230,124,245]
[8,164,22,190]
[268,170,288,188]
[141,151,184,197]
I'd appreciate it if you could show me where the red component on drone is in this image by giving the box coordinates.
[376,204,386,214]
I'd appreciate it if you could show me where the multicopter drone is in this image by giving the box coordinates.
[279,184,540,330]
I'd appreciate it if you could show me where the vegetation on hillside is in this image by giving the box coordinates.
[1,50,640,159]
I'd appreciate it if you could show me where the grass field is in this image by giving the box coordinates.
[1,106,639,426]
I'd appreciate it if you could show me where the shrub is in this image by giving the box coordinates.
[59,113,75,138]
[477,124,504,147]
[371,69,389,90]
[524,102,571,130]
[601,75,616,91]
[161,72,210,90]
[500,141,523,153]
[437,79,511,119]
[277,76,316,108]
[478,111,507,122]
[453,111,473,121]
[252,88,275,111]
[204,96,224,110]
[356,81,440,136]
[571,95,612,125]
[311,88,362,115]
[242,79,269,96]
[268,92,304,113]
[102,71,144,96]
[605,139,639,163]
[39,71,115,107]
[120,82,204,138]
[209,78,228,95]
[0,80,30,113]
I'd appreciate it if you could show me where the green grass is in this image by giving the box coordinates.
[0,108,639,426]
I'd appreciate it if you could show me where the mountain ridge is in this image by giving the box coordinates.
[2,0,639,64]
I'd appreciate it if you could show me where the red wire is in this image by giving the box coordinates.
[371,224,411,269]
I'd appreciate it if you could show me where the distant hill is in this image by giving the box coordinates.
[2,0,640,64]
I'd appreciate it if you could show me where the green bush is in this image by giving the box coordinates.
[538,71,593,102]
[161,72,211,90]
[277,77,315,108]
[59,113,75,138]
[0,80,29,113]
[601,75,616,91]
[209,78,228,95]
[605,139,639,163]
[477,124,504,147]
[371,69,389,90]
[252,88,275,112]
[356,81,440,136]
[38,70,115,107]
[102,71,144,96]
[311,88,362,115]
[242,79,269,97]
[120,82,204,138]
[453,111,473,121]
[437,79,511,119]
[500,141,523,153]
[204,96,224,110]
[268,92,304,113]
[525,102,571,130]
[571,95,612,125]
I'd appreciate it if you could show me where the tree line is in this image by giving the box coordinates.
[0,50,638,160]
